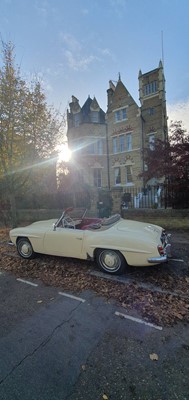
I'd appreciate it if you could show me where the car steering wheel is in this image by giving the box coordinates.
[63,215,75,229]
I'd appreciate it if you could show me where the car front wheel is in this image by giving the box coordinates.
[17,238,35,259]
[95,249,126,275]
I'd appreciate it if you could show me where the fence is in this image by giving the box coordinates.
[1,185,189,218]
[119,185,189,210]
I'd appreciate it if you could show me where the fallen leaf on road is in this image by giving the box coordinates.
[102,395,108,400]
[1,228,189,327]
[150,353,159,361]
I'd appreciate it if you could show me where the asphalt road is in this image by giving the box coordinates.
[0,269,189,400]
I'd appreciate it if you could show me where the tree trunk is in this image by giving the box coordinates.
[9,192,17,227]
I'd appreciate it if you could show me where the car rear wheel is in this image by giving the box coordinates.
[17,238,35,259]
[96,249,126,275]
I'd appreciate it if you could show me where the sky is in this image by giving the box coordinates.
[1,0,189,132]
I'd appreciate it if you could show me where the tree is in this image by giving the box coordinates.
[142,121,189,182]
[141,121,189,207]
[0,41,65,226]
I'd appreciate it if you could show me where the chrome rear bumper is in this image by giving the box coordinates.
[148,232,171,264]
[148,255,168,263]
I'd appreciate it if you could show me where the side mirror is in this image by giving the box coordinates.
[53,223,56,231]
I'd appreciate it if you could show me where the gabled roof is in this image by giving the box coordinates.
[81,96,105,123]
[81,96,93,117]
[110,79,138,108]
[114,79,129,97]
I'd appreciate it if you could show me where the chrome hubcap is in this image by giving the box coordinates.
[22,243,30,255]
[104,253,116,268]
[100,251,120,271]
[18,240,32,257]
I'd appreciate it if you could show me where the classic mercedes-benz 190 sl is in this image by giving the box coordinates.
[9,208,171,275]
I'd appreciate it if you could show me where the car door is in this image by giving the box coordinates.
[43,227,85,258]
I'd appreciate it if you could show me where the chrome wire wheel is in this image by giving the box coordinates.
[96,249,126,275]
[17,238,35,259]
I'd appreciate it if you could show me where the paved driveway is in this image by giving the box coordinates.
[0,269,189,400]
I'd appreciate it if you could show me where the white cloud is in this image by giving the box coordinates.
[167,100,189,131]
[61,33,82,53]
[99,48,111,56]
[43,65,65,78]
[65,50,98,71]
[97,47,116,62]
[60,33,100,71]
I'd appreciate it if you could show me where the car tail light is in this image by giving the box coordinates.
[158,245,165,256]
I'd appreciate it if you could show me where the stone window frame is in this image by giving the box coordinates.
[97,139,104,155]
[143,81,157,96]
[126,133,132,151]
[114,107,127,123]
[114,167,121,185]
[93,168,102,188]
[119,135,125,152]
[148,133,155,150]
[125,165,133,185]
[113,137,118,154]
[91,111,99,123]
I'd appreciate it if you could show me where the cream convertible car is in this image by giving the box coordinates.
[9,208,171,275]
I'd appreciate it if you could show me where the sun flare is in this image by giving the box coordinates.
[58,144,72,162]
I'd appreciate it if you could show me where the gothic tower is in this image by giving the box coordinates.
[139,60,168,154]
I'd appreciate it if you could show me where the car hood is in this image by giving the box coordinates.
[29,219,57,228]
[10,219,57,236]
